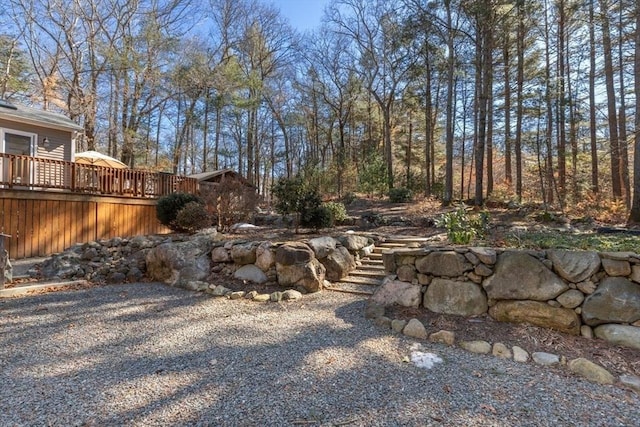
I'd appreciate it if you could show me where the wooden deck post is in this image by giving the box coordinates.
[0,233,11,288]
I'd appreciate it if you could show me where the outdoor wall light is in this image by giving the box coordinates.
[42,137,50,148]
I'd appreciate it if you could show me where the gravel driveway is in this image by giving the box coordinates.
[1,283,638,426]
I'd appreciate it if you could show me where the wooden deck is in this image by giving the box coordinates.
[0,153,198,197]
[0,154,204,259]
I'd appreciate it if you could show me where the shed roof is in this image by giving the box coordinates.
[0,99,83,132]
[188,169,245,182]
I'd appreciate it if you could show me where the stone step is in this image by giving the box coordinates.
[349,269,388,278]
[376,242,409,248]
[358,263,385,270]
[367,252,383,259]
[338,275,383,286]
[324,282,376,296]
[383,236,432,244]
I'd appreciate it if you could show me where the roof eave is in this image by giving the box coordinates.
[0,113,84,132]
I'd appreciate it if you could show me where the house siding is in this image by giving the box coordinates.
[0,118,72,161]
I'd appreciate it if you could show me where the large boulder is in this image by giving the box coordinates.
[211,246,231,263]
[415,251,473,277]
[547,249,600,283]
[582,277,640,326]
[483,252,568,301]
[230,242,257,265]
[320,246,356,281]
[424,278,488,316]
[594,324,640,350]
[489,300,581,335]
[372,278,422,307]
[276,259,325,293]
[275,243,324,293]
[601,258,631,277]
[337,234,371,252]
[146,240,212,287]
[255,241,275,272]
[275,242,315,265]
[307,236,338,259]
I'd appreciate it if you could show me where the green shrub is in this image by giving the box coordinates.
[436,206,489,245]
[341,192,357,205]
[323,201,348,223]
[302,205,334,230]
[272,177,308,217]
[272,176,326,232]
[174,201,212,233]
[157,192,203,229]
[358,151,387,197]
[388,187,413,203]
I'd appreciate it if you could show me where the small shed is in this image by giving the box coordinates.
[188,169,253,187]
[188,169,257,229]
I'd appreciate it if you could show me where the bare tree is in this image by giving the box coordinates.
[328,0,417,190]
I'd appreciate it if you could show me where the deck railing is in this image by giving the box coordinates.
[0,153,198,198]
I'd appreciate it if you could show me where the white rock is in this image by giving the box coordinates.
[410,351,443,369]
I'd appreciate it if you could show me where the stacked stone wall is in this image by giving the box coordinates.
[376,247,640,350]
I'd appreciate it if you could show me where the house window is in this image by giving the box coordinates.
[1,128,36,186]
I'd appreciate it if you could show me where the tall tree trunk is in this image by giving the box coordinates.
[214,99,222,170]
[202,88,210,172]
[486,57,494,198]
[557,0,567,201]
[515,2,524,203]
[443,0,455,206]
[543,3,555,205]
[474,13,491,206]
[628,0,640,222]
[424,59,433,196]
[503,34,512,187]
[600,0,622,199]
[589,0,599,193]
[618,4,630,206]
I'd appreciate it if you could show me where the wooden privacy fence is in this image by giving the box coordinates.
[1,190,171,259]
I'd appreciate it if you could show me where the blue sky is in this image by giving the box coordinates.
[270,0,330,32]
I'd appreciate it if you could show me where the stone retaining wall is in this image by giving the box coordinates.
[375,246,640,350]
[205,234,373,293]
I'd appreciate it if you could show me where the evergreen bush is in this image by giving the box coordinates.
[174,201,212,233]
[388,187,413,203]
[322,201,348,223]
[156,192,203,229]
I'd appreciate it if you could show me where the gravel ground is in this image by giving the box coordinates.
[1,283,638,427]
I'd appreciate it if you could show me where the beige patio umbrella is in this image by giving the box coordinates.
[74,150,128,169]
